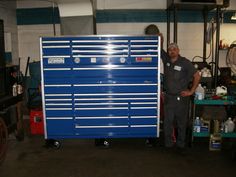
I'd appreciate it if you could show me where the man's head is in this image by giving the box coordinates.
[145,24,160,35]
[168,43,180,61]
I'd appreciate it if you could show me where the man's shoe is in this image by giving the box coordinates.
[95,139,110,148]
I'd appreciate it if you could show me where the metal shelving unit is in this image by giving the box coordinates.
[192,99,236,140]
[166,0,227,87]
[193,132,236,138]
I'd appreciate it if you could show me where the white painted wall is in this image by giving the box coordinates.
[17,0,94,73]
[97,21,236,70]
[96,0,236,69]
[228,0,236,10]
[17,24,61,74]
[0,1,18,65]
[96,0,166,9]
[16,0,236,12]
[96,0,236,10]
[16,0,236,74]
[17,0,53,8]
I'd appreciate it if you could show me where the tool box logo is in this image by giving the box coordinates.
[135,57,152,62]
[48,57,65,64]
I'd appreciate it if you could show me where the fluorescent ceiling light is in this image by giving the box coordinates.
[231,13,236,20]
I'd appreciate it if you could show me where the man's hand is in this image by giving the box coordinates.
[181,72,201,97]
[181,90,194,97]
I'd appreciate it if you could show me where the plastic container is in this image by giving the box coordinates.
[224,117,235,133]
[17,84,23,94]
[12,83,17,96]
[209,134,222,151]
[213,120,220,134]
[201,119,210,132]
[195,84,205,100]
[194,117,201,133]
[30,109,44,135]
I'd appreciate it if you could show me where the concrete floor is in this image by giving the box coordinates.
[0,135,235,177]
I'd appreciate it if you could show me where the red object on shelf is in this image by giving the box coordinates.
[30,109,44,135]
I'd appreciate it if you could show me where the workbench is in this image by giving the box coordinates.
[0,94,24,164]
[0,94,24,134]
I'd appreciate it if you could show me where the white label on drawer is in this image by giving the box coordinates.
[48,57,65,64]
[91,57,96,63]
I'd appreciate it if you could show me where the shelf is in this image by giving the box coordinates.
[221,132,236,138]
[194,99,236,105]
[193,132,210,137]
[193,132,236,138]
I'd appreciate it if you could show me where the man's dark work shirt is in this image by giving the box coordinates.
[161,49,197,95]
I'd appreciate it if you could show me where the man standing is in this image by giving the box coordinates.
[145,25,201,151]
[162,43,200,151]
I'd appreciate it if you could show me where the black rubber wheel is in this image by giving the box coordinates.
[0,117,8,165]
[44,139,61,149]
[95,139,110,148]
[53,140,61,149]
[103,140,110,147]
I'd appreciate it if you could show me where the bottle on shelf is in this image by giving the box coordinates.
[12,83,17,96]
[220,121,224,132]
[194,117,201,133]
[195,84,205,100]
[209,134,222,151]
[224,117,235,133]
[213,120,220,134]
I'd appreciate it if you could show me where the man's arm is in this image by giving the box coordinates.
[181,71,201,97]
[161,49,169,64]
[159,33,169,64]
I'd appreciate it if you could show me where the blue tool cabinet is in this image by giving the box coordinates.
[40,35,160,140]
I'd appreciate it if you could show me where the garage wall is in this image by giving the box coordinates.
[0,1,18,65]
[17,24,60,72]
[96,22,236,68]
[17,1,60,74]
[96,0,166,9]
[96,0,236,68]
[16,0,236,74]
[97,0,236,10]
[16,0,53,8]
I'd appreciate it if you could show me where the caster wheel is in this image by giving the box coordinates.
[53,141,61,149]
[44,139,61,149]
[103,140,110,147]
[95,139,110,148]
